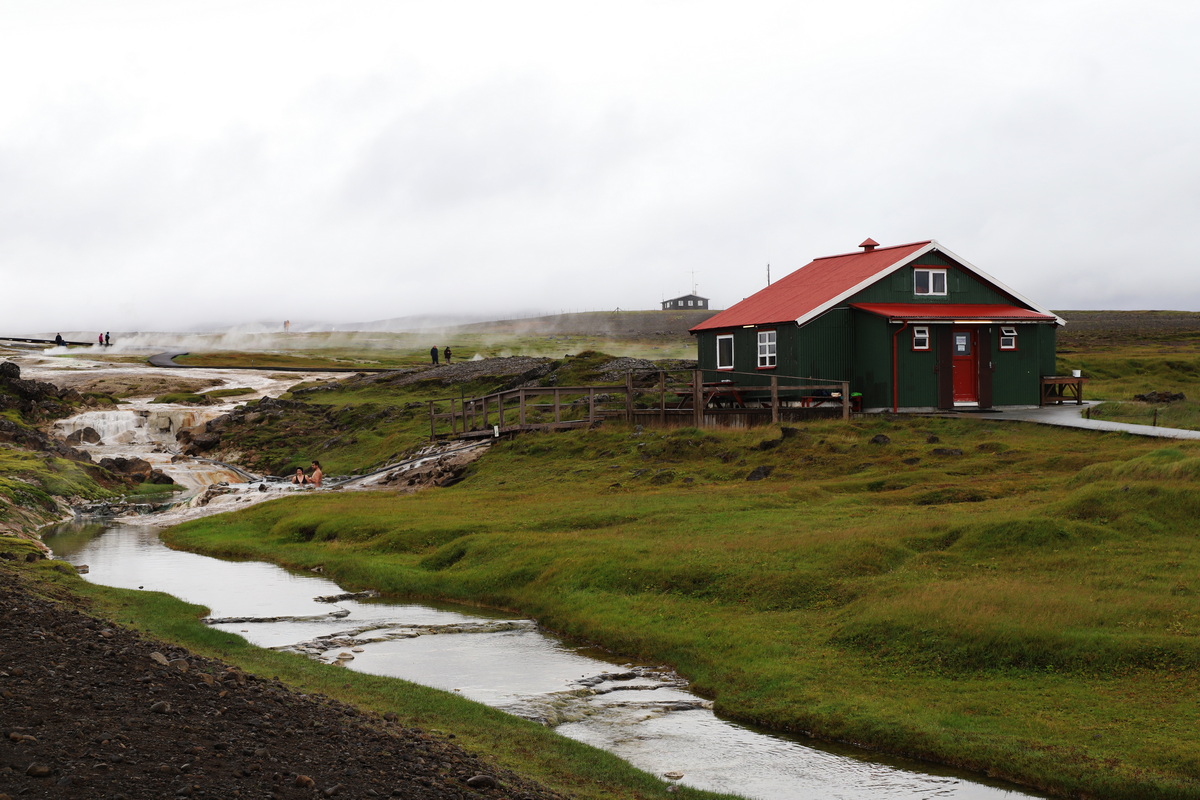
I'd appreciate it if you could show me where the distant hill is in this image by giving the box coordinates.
[447,309,718,339]
[1055,310,1200,348]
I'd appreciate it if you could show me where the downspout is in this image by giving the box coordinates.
[891,320,909,413]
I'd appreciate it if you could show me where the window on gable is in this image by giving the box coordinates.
[1000,326,1018,350]
[716,334,734,370]
[757,330,777,368]
[912,326,930,351]
[914,268,947,296]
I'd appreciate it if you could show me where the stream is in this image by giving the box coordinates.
[19,352,1045,800]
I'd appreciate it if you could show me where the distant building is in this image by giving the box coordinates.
[662,294,709,311]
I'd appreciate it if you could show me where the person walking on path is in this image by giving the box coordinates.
[444,346,452,363]
[104,332,111,346]
[430,346,439,365]
[54,333,64,347]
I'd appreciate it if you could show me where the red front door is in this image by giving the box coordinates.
[951,328,978,404]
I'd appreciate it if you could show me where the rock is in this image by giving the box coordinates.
[98,456,155,481]
[465,774,499,789]
[150,651,170,666]
[1133,390,1186,403]
[746,465,773,481]
[65,426,102,445]
[168,658,190,672]
[146,469,177,485]
[24,763,53,777]
[149,701,171,714]
[931,448,963,456]
[870,434,891,445]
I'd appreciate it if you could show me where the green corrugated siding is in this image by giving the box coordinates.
[852,261,1017,305]
[989,324,1058,405]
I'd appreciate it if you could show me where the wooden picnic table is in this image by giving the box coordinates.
[1040,376,1086,406]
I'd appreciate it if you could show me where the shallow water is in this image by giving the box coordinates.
[45,520,1044,800]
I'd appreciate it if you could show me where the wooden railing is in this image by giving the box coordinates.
[429,370,852,439]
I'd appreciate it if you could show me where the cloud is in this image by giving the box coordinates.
[2,0,1200,335]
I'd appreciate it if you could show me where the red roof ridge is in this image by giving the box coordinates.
[811,240,932,262]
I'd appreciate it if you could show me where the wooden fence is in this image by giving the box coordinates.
[429,369,853,439]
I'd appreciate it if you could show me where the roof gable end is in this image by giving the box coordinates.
[690,240,1063,332]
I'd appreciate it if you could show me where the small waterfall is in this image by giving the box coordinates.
[56,408,225,447]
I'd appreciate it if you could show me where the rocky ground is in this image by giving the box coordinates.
[0,564,569,800]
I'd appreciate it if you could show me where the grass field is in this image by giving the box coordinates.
[166,417,1200,799]
[14,309,1200,798]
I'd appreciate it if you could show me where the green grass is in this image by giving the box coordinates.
[0,448,116,531]
[150,386,257,405]
[1,544,735,800]
[163,419,1200,799]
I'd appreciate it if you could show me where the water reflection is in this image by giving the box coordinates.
[44,521,1043,800]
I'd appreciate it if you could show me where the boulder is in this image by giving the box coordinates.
[65,427,102,445]
[98,457,155,481]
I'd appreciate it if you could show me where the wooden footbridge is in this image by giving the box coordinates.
[429,369,853,439]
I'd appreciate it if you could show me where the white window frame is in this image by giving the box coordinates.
[912,326,930,351]
[716,334,734,370]
[914,268,948,296]
[757,330,777,369]
[999,326,1018,350]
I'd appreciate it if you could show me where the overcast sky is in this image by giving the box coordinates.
[2,1,1199,334]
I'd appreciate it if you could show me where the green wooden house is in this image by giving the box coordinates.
[690,239,1064,411]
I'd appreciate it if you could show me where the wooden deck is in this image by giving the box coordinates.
[429,370,852,439]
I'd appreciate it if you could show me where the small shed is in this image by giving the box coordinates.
[662,294,709,311]
[689,239,1064,411]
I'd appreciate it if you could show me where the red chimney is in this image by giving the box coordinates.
[859,238,879,252]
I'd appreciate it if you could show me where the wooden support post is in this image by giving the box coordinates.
[449,398,458,436]
[659,371,666,425]
[841,381,851,420]
[499,394,505,430]
[693,370,703,428]
[589,388,596,424]
[625,373,634,424]
[554,388,561,423]
[770,376,780,424]
[519,389,527,428]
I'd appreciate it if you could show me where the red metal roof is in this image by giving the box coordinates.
[690,241,932,332]
[850,303,1058,322]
